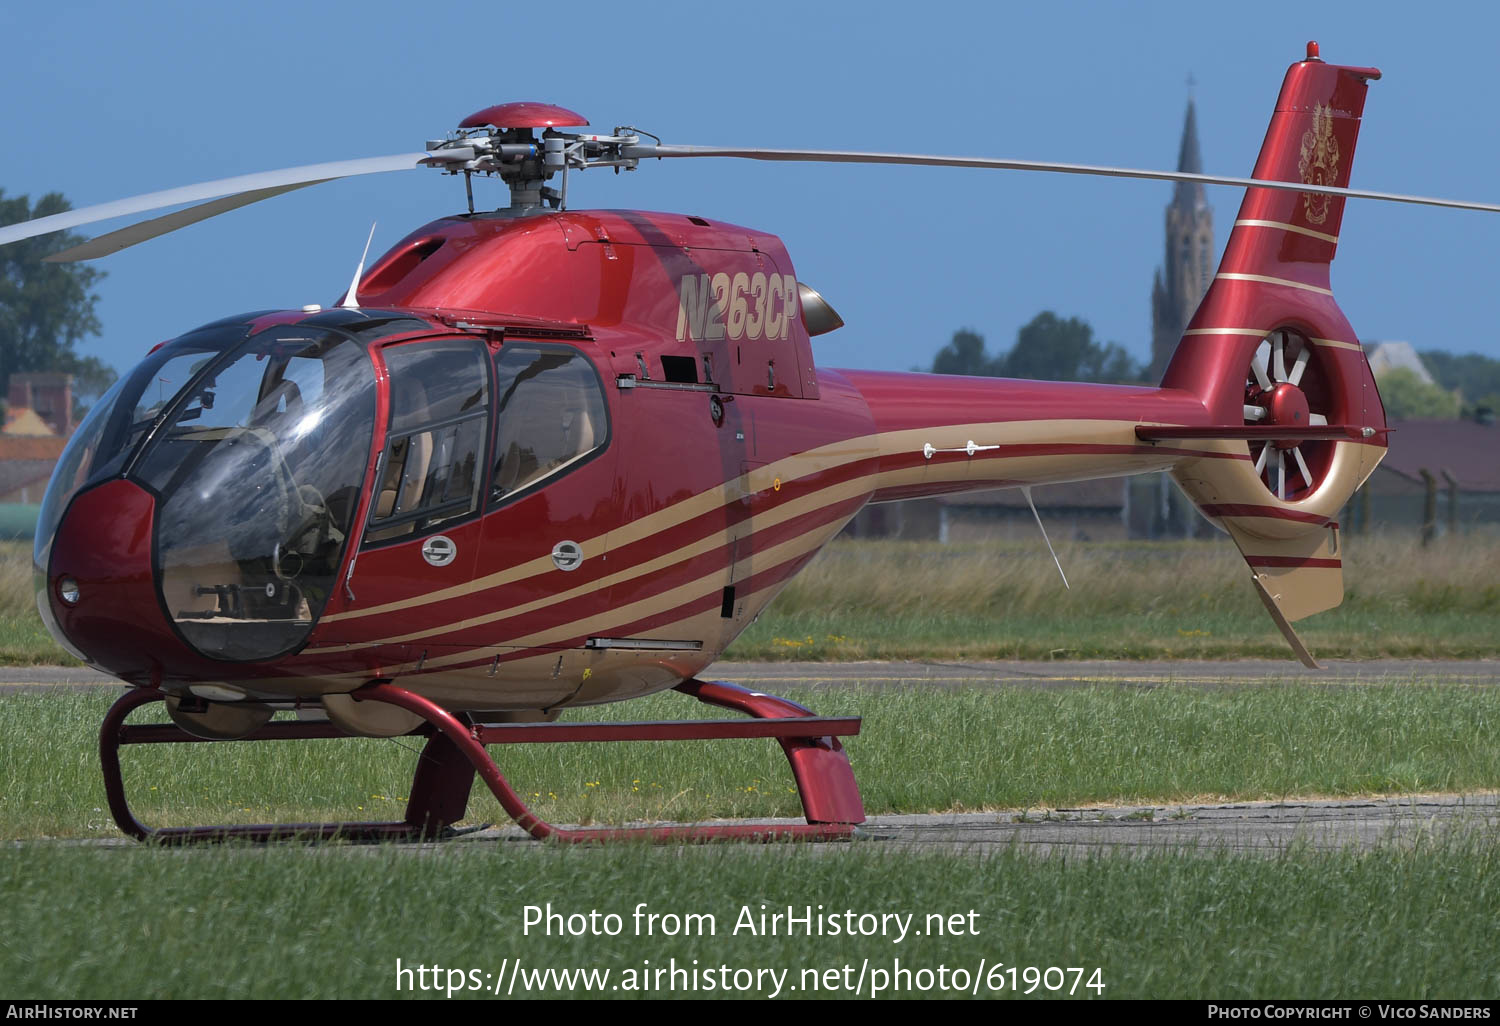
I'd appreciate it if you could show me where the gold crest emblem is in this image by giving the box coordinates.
[1298,103,1340,225]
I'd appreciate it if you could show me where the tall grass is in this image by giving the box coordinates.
[0,541,56,665]
[5,534,1498,665]
[729,533,1500,660]
[0,541,35,616]
[760,533,1500,620]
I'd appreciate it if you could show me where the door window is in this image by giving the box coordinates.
[489,345,609,506]
[366,339,490,543]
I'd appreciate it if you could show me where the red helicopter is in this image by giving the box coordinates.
[3,43,1493,845]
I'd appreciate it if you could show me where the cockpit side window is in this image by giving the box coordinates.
[489,344,609,507]
[365,339,490,544]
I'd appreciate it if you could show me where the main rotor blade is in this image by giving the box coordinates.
[45,181,332,262]
[0,152,431,256]
[628,144,1500,215]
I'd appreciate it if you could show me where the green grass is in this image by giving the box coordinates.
[3,840,1498,998]
[6,680,1499,1000]
[6,683,1499,839]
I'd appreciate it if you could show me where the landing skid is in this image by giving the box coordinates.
[98,679,865,844]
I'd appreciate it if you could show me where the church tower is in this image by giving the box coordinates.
[1149,99,1215,380]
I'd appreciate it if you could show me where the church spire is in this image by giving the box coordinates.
[1172,100,1207,210]
[1150,92,1215,381]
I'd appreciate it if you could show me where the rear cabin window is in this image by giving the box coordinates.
[490,345,608,506]
[366,339,489,543]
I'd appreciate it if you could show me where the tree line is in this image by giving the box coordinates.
[930,313,1144,384]
[930,313,1500,423]
[0,191,114,417]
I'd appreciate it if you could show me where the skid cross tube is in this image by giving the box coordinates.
[98,679,864,844]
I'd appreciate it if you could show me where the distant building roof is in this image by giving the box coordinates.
[2,407,56,437]
[1363,341,1435,386]
[1382,418,1500,492]
[0,436,68,461]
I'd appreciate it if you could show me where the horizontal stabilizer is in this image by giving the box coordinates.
[1137,425,1380,443]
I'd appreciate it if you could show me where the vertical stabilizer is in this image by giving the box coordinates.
[1153,44,1389,665]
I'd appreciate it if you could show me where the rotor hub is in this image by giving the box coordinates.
[1263,383,1311,449]
[422,102,645,217]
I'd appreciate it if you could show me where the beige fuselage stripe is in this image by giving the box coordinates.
[1232,219,1340,244]
[307,472,878,652]
[333,449,1180,681]
[310,443,1189,655]
[1310,337,1364,352]
[1214,273,1334,296]
[324,506,861,680]
[322,418,1211,625]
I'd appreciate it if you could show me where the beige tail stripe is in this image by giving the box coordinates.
[1232,219,1340,244]
[1183,328,1362,353]
[1214,273,1334,296]
[1182,328,1271,338]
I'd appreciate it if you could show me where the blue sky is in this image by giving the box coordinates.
[3,0,1498,379]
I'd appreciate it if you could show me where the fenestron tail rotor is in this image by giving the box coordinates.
[1243,330,1332,502]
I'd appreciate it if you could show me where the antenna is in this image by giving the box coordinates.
[1022,486,1069,590]
[340,222,378,310]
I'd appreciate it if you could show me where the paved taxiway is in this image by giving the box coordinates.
[50,796,1498,856]
[4,658,1499,693]
[447,795,1499,855]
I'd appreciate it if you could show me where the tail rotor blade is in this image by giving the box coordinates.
[1251,342,1272,390]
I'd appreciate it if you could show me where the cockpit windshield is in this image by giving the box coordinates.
[35,320,379,663]
[33,327,241,573]
[133,326,377,660]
